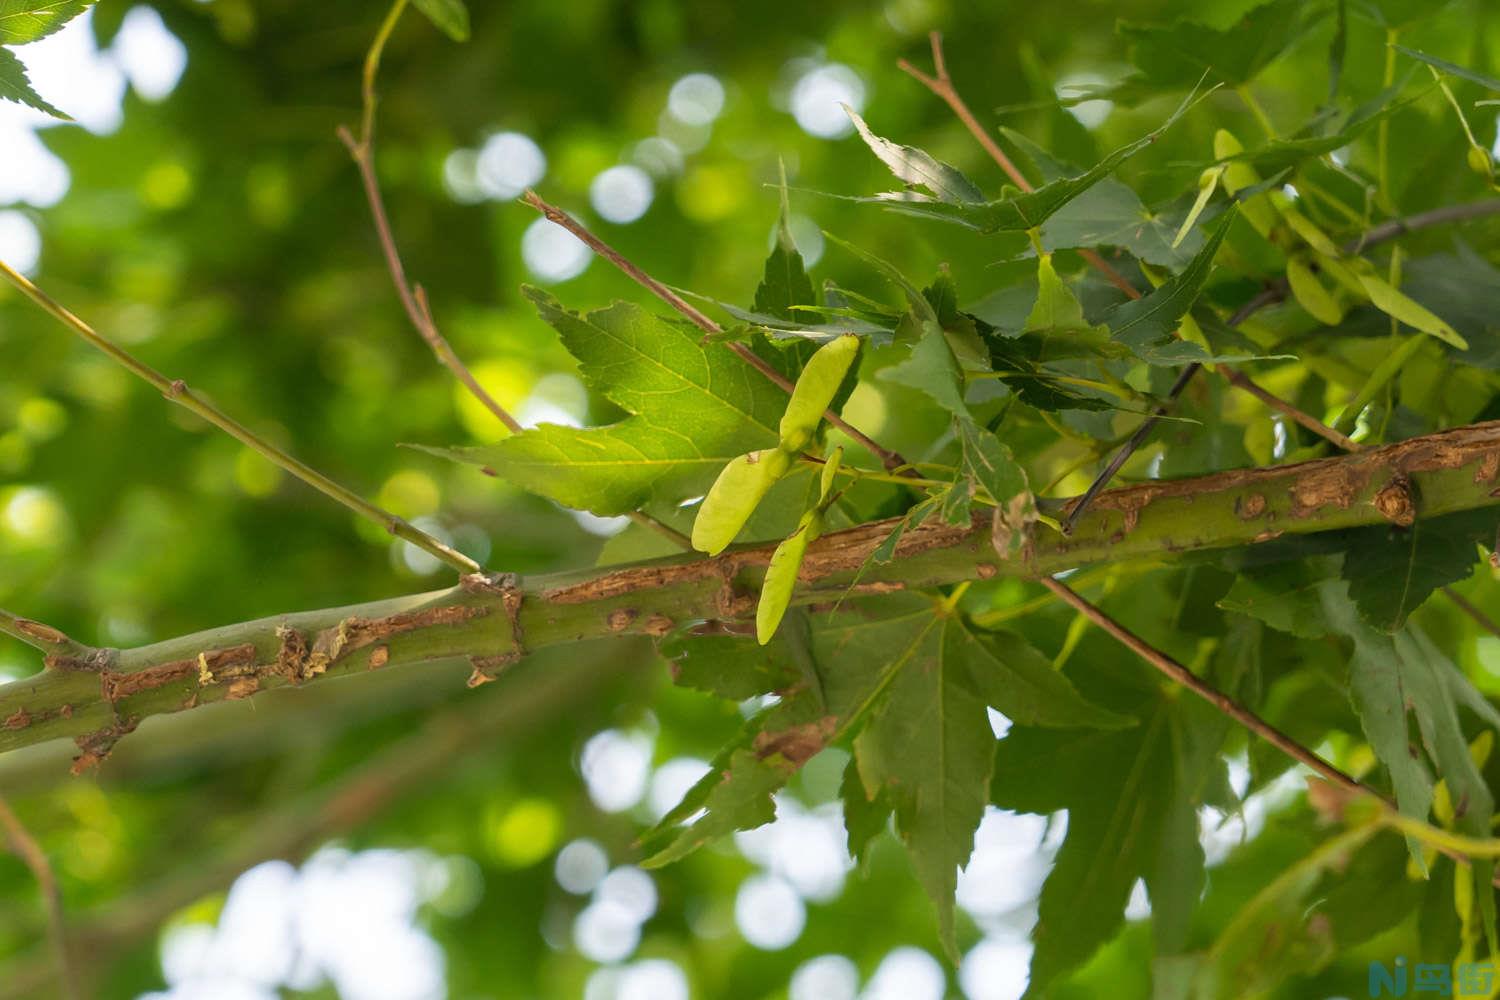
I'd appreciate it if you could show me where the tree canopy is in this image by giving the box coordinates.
[4,1,1500,998]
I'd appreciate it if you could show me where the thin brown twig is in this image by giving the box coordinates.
[0,261,482,576]
[341,4,689,549]
[1040,576,1500,881]
[338,0,521,435]
[520,190,913,473]
[1443,586,1500,638]
[1040,576,1368,797]
[0,797,78,1000]
[1221,367,1362,452]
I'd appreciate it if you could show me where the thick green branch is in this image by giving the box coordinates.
[3,420,1498,762]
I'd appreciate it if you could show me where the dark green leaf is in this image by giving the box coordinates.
[0,45,65,117]
[1104,208,1236,360]
[1340,508,1492,632]
[1120,0,1323,89]
[1394,44,1500,92]
[410,0,470,41]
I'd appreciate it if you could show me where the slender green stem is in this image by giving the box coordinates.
[1385,812,1500,859]
[0,610,84,656]
[341,4,690,550]
[1378,29,1400,213]
[358,0,407,149]
[0,261,481,575]
[1237,84,1276,139]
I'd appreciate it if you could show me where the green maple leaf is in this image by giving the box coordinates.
[431,287,784,516]
[1340,508,1492,632]
[0,0,94,46]
[994,693,1226,995]
[0,45,64,117]
[855,617,1130,958]
[647,598,1123,901]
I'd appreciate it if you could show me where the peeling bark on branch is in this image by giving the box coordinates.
[4,420,1500,764]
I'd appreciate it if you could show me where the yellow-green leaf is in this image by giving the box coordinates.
[1356,273,1469,349]
[779,334,860,452]
[1172,165,1223,249]
[1286,256,1344,325]
[756,509,822,644]
[1213,129,1278,237]
[691,447,793,554]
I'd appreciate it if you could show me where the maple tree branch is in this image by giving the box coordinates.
[0,796,77,1000]
[520,191,913,473]
[1442,586,1500,639]
[0,262,481,576]
[3,419,1498,763]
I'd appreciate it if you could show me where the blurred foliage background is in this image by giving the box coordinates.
[3,0,1500,997]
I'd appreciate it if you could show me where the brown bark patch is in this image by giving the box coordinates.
[1372,475,1417,526]
[101,642,257,701]
[14,619,70,646]
[467,652,520,688]
[71,717,138,775]
[1476,452,1500,484]
[606,608,638,632]
[1290,463,1369,517]
[225,677,260,700]
[1236,493,1267,519]
[642,614,674,637]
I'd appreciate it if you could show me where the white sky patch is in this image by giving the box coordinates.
[521,216,591,283]
[790,63,866,139]
[647,756,711,820]
[667,73,726,126]
[555,838,610,895]
[960,937,1032,1000]
[148,849,449,1000]
[580,728,654,812]
[616,958,690,1000]
[1054,72,1114,130]
[862,946,946,1000]
[596,866,657,924]
[115,6,188,101]
[0,210,42,273]
[734,873,806,949]
[590,164,654,224]
[956,808,1050,921]
[791,954,860,1000]
[573,899,642,963]
[476,131,546,200]
[0,123,69,206]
